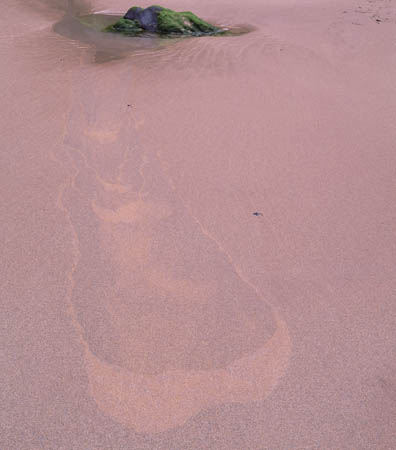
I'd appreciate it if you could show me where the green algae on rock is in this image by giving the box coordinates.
[105,5,222,37]
[105,18,143,36]
[157,9,219,35]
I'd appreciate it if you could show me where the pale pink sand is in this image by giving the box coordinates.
[1,0,396,448]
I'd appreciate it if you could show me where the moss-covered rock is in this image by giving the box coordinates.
[105,17,143,36]
[105,5,222,37]
[156,8,220,35]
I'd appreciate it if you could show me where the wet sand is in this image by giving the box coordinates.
[1,0,396,448]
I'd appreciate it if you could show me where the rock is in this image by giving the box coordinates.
[106,5,222,36]
[138,6,164,32]
[123,6,144,21]
[124,6,163,32]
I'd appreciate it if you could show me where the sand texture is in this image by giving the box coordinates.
[1,0,396,448]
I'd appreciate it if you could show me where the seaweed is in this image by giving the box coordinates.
[105,17,143,36]
[156,8,220,35]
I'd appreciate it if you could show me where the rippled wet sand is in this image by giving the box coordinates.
[2,0,396,448]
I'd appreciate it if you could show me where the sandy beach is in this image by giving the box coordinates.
[1,0,396,448]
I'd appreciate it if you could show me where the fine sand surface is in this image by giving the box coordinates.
[1,0,396,448]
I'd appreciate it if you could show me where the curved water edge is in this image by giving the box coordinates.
[83,311,291,434]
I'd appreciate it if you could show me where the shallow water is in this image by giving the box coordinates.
[78,12,122,30]
[53,13,174,62]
